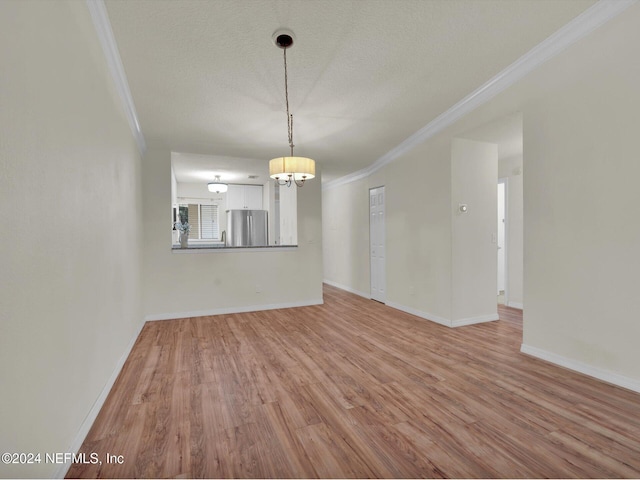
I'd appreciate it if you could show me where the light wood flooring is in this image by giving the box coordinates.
[67,284,640,478]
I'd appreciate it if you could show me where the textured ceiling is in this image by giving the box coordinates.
[105,0,595,183]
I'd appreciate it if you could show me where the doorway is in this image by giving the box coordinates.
[370,186,386,303]
[497,179,507,305]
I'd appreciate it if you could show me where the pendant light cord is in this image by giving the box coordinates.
[284,47,294,157]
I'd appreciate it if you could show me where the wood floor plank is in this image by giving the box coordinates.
[295,422,373,478]
[395,419,511,479]
[346,405,447,478]
[67,285,640,478]
[258,401,318,478]
[272,384,323,430]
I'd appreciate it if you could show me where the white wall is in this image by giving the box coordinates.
[323,135,499,327]
[461,112,524,309]
[171,164,178,207]
[323,134,455,323]
[324,2,640,388]
[520,3,640,385]
[451,138,498,324]
[322,176,372,297]
[142,150,323,319]
[385,138,454,322]
[0,1,143,477]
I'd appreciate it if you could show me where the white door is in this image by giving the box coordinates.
[370,186,386,303]
[497,180,507,296]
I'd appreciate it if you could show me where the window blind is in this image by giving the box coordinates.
[200,204,219,240]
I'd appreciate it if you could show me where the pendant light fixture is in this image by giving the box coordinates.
[269,29,315,187]
[207,175,228,193]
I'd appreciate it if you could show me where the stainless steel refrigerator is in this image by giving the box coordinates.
[226,210,268,247]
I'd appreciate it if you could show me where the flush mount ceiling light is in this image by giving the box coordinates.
[269,29,315,188]
[208,175,228,193]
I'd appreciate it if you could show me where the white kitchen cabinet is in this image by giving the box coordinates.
[226,185,244,209]
[226,184,263,210]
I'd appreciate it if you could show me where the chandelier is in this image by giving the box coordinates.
[269,30,316,188]
[207,175,228,193]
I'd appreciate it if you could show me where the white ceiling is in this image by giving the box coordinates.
[171,152,269,185]
[104,0,595,184]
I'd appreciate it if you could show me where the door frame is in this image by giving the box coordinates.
[498,177,509,306]
[369,185,386,303]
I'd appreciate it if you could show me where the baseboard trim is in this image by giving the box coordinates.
[322,280,370,299]
[386,301,498,329]
[56,318,145,478]
[520,343,640,394]
[325,284,500,329]
[385,301,452,328]
[144,298,324,322]
[507,301,524,310]
[452,313,500,327]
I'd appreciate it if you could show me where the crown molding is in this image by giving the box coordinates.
[85,0,146,155]
[323,0,637,191]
